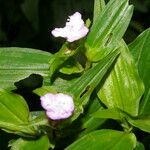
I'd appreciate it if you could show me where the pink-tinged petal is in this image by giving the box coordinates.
[40,93,74,120]
[40,93,55,110]
[51,27,68,38]
[51,12,89,42]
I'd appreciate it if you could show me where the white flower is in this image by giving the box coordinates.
[51,12,89,42]
[40,93,74,120]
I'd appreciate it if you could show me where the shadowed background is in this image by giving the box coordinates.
[0,0,149,52]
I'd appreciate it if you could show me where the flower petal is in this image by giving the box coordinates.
[51,12,89,42]
[40,93,74,120]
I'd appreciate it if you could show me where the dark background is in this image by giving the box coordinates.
[0,0,149,53]
[0,0,150,149]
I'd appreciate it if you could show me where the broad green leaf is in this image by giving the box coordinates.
[21,0,39,31]
[128,115,150,133]
[65,129,136,150]
[0,90,36,136]
[0,47,51,90]
[9,135,52,150]
[92,108,121,120]
[129,28,150,114]
[98,41,144,116]
[86,0,133,61]
[93,0,105,23]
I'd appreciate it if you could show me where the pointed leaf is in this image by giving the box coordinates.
[86,0,133,61]
[65,129,136,150]
[129,28,150,114]
[128,114,150,133]
[93,0,105,23]
[98,41,144,116]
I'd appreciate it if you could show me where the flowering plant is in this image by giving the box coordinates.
[0,0,149,149]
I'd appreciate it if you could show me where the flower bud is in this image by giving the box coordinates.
[51,12,89,42]
[40,93,74,120]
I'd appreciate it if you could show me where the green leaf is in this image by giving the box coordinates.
[59,59,84,75]
[129,28,150,115]
[49,43,83,79]
[65,129,136,150]
[86,0,133,61]
[33,86,57,96]
[98,41,144,116]
[0,47,52,90]
[9,135,52,150]
[59,49,120,125]
[67,49,120,99]
[0,90,36,136]
[128,114,150,133]
[93,0,105,24]
[92,108,121,120]
[135,142,145,150]
[21,0,40,31]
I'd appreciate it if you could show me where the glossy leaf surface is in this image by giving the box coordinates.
[66,129,136,150]
[98,41,144,116]
[0,47,51,90]
[93,0,105,23]
[92,108,121,120]
[10,135,51,150]
[129,28,150,114]
[61,49,120,124]
[86,0,133,61]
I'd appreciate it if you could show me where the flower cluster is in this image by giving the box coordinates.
[40,93,74,120]
[51,12,89,42]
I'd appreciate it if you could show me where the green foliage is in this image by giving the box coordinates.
[135,142,145,150]
[0,0,149,149]
[129,28,150,115]
[0,47,51,90]
[92,108,121,120]
[128,115,150,133]
[0,90,36,136]
[93,0,105,23]
[9,135,52,150]
[98,41,144,117]
[66,129,136,150]
[86,0,133,61]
